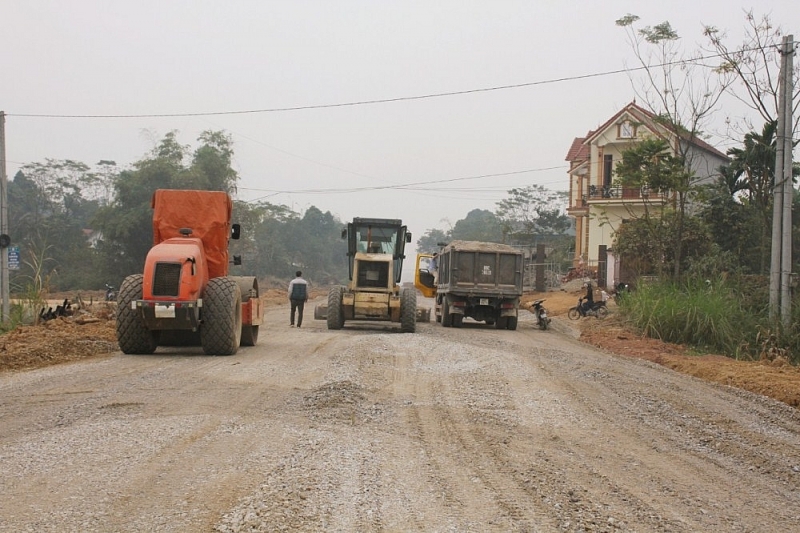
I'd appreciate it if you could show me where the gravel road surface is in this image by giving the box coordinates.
[1,298,799,532]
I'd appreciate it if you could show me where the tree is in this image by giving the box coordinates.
[613,138,704,278]
[614,211,713,278]
[700,183,764,274]
[189,131,239,194]
[295,206,347,282]
[703,11,800,139]
[416,228,451,254]
[451,209,504,242]
[495,185,569,244]
[93,130,241,279]
[616,14,732,278]
[8,160,106,291]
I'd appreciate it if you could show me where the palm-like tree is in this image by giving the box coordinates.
[724,121,777,212]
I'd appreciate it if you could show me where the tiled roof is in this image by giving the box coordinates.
[584,102,654,145]
[565,130,593,161]
[583,101,728,160]
[565,137,586,161]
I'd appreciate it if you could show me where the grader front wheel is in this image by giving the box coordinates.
[400,288,417,333]
[327,286,345,330]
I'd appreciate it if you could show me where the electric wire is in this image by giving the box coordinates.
[4,49,760,119]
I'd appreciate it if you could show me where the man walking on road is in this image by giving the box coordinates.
[288,271,309,327]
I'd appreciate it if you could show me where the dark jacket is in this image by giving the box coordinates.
[288,278,308,300]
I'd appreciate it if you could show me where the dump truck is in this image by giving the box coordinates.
[414,240,523,329]
[115,189,263,355]
[315,217,420,332]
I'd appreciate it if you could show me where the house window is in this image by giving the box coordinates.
[619,120,633,138]
[603,154,613,188]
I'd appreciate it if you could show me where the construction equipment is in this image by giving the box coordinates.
[315,217,419,332]
[415,240,523,329]
[115,189,263,355]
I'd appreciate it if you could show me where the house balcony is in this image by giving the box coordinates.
[568,185,665,215]
[582,185,664,206]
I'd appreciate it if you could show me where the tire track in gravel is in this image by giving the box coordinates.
[389,327,558,531]
[0,305,349,532]
[0,355,203,436]
[347,335,431,532]
[505,329,800,531]
[424,328,695,530]
[427,380,544,531]
[121,317,352,530]
[367,331,471,530]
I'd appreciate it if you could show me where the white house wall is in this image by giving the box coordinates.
[587,204,630,262]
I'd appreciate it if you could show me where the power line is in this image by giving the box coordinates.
[237,166,566,198]
[5,51,746,119]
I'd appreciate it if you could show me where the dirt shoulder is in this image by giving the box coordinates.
[2,288,799,409]
[523,290,800,408]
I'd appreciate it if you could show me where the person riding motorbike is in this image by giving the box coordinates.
[581,282,594,315]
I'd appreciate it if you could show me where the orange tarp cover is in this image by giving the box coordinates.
[151,189,232,279]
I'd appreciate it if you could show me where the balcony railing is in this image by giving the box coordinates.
[584,185,657,201]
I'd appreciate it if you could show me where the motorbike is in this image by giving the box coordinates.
[613,282,631,304]
[105,283,116,302]
[530,299,551,330]
[568,297,609,320]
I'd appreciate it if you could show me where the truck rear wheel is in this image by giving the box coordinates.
[201,277,242,355]
[327,286,345,330]
[506,316,518,330]
[452,313,463,328]
[442,299,452,327]
[495,316,508,329]
[116,274,159,354]
[400,288,417,333]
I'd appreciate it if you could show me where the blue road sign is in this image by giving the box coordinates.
[8,246,20,270]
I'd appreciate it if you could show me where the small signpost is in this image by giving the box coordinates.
[8,246,19,270]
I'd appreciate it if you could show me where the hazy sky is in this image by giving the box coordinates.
[2,1,798,248]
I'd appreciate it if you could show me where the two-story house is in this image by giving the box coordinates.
[566,102,728,284]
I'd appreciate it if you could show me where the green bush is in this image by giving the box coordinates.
[618,277,763,360]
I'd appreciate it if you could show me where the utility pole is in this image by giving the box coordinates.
[0,111,9,322]
[770,36,795,327]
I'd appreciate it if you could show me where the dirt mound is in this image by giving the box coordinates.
[0,289,324,373]
[0,305,118,371]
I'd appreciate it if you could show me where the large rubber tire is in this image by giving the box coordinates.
[495,316,508,329]
[400,288,417,333]
[327,286,345,330]
[452,313,463,328]
[506,316,518,330]
[567,307,581,320]
[441,298,452,327]
[201,278,242,355]
[596,306,610,319]
[116,274,159,354]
